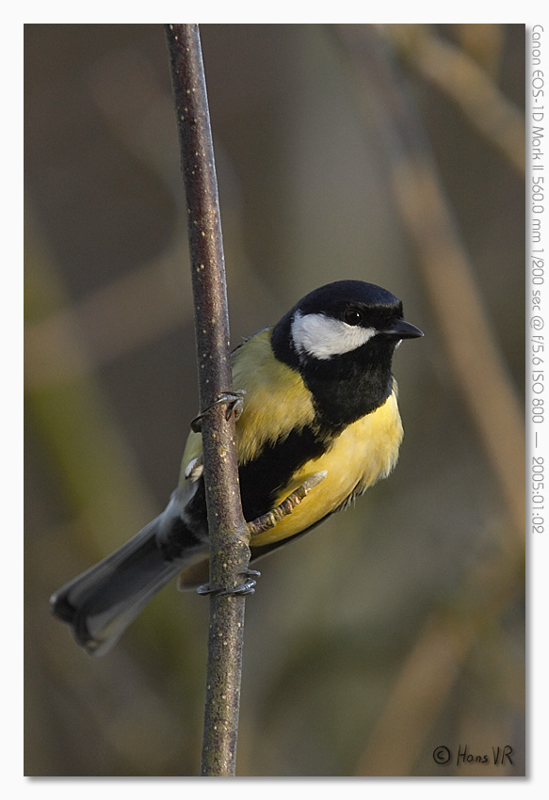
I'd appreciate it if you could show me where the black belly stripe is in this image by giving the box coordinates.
[238,425,332,521]
[165,423,337,555]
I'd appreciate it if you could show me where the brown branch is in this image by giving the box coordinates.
[334,24,525,775]
[336,24,525,539]
[379,24,525,176]
[165,23,250,777]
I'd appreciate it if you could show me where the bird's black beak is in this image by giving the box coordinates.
[382,319,424,340]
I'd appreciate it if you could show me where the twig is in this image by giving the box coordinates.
[336,24,525,538]
[379,24,525,176]
[165,25,351,774]
[334,25,525,774]
[356,542,523,775]
[165,23,249,777]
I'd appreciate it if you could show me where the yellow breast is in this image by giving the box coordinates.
[180,327,404,547]
[250,389,403,546]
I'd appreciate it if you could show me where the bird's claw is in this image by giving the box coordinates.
[197,569,261,597]
[191,391,246,433]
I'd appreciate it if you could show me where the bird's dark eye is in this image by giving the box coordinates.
[343,308,363,326]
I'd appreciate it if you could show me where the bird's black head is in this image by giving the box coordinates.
[271,280,423,427]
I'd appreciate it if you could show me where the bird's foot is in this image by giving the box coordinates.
[191,391,246,432]
[196,569,261,597]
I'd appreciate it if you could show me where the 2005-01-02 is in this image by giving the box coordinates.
[532,456,544,534]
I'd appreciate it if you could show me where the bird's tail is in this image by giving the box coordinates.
[50,516,188,657]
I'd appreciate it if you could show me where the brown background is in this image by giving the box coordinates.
[25,24,525,776]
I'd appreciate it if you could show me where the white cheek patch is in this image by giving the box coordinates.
[291,311,377,360]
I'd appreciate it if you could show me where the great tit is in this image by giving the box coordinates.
[51,280,423,656]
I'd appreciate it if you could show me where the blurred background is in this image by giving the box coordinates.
[24,24,525,776]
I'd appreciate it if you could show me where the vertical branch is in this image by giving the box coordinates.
[165,24,250,777]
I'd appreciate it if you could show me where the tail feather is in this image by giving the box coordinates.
[50,517,186,657]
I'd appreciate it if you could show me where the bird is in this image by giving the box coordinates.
[50,280,423,656]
